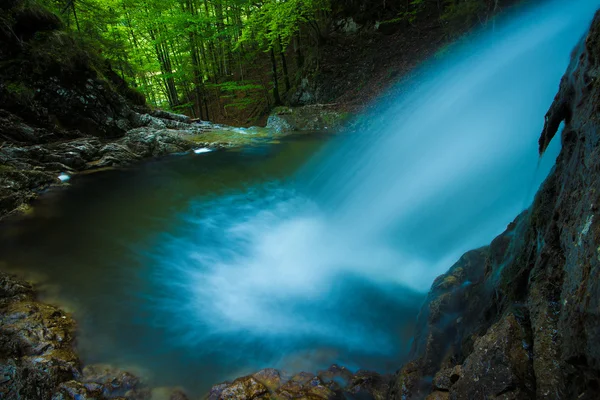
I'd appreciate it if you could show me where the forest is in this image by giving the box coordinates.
[3,0,600,399]
[35,0,509,125]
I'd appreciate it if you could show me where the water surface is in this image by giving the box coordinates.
[2,0,599,396]
[0,133,423,395]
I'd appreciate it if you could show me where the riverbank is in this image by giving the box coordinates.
[0,267,391,399]
[0,270,191,400]
[3,1,600,400]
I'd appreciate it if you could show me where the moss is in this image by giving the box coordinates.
[15,203,34,216]
[438,275,459,290]
[272,106,293,115]
[26,30,102,77]
[321,111,350,127]
[0,164,17,173]
[5,81,35,103]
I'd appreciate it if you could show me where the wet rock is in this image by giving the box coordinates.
[347,370,392,400]
[148,386,190,400]
[276,374,335,399]
[266,105,349,132]
[120,128,196,158]
[151,110,191,124]
[252,368,282,391]
[52,380,101,400]
[432,365,461,391]
[389,361,427,400]
[168,389,189,400]
[209,366,391,400]
[211,376,269,400]
[449,314,534,398]
[80,364,148,399]
[0,271,79,400]
[317,364,353,389]
[0,271,154,400]
[425,392,449,400]
[390,11,600,400]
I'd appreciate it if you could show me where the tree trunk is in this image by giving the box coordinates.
[270,47,282,106]
[278,36,291,93]
[293,33,304,69]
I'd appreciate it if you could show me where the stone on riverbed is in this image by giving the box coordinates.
[0,271,162,400]
[0,272,79,400]
[208,365,392,400]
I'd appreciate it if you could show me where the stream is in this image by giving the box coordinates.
[0,133,423,395]
[1,0,599,397]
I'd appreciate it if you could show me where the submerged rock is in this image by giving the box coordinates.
[266,105,349,133]
[207,366,391,400]
[0,272,79,400]
[0,271,155,400]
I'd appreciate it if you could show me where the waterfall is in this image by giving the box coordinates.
[149,0,599,378]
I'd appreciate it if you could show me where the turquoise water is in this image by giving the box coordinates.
[0,133,422,395]
[1,0,599,396]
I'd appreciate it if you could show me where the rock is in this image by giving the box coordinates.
[389,361,427,400]
[425,392,449,400]
[52,380,99,400]
[390,11,600,400]
[252,368,282,391]
[208,366,391,400]
[432,365,461,391]
[266,113,295,133]
[151,110,191,124]
[0,271,80,400]
[276,374,335,399]
[212,376,269,400]
[120,128,195,158]
[0,271,153,400]
[266,105,349,132]
[347,370,392,400]
[168,389,189,400]
[317,364,353,389]
[336,17,363,34]
[80,364,147,399]
[449,314,534,398]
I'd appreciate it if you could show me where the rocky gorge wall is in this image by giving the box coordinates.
[388,9,600,400]
[3,2,600,400]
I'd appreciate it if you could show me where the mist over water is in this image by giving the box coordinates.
[146,0,599,381]
[1,0,598,395]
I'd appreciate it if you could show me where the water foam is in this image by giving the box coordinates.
[144,0,600,375]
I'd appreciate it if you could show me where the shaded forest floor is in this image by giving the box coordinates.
[314,22,445,114]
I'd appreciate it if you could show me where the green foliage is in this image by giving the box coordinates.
[395,0,425,25]
[240,0,330,50]
[217,80,263,92]
[210,80,264,111]
[5,82,35,103]
[19,0,331,118]
[441,0,487,35]
[391,0,498,36]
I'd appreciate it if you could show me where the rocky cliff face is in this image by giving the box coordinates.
[389,9,600,400]
[4,3,600,400]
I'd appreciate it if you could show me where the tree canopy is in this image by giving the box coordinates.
[39,0,330,123]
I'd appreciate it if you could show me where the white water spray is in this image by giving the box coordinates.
[148,0,600,372]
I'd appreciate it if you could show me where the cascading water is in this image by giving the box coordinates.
[143,0,600,384]
[2,0,598,395]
